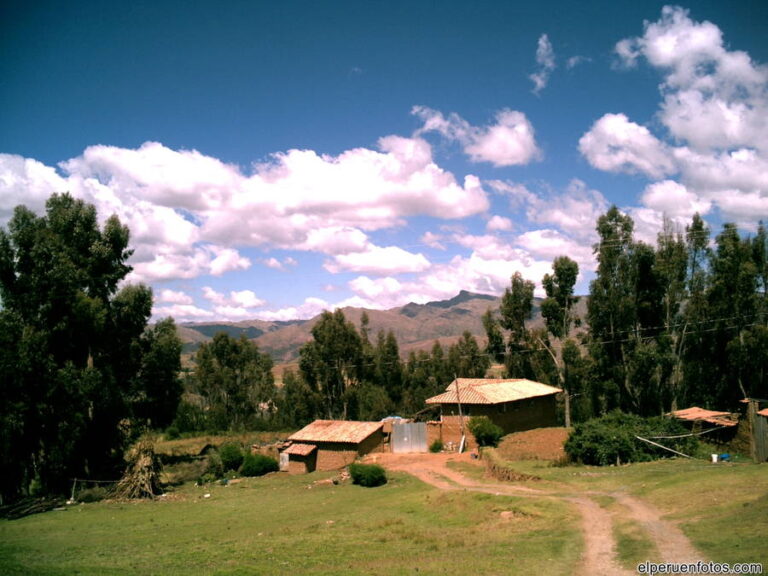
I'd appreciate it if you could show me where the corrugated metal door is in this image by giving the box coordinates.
[391,422,428,453]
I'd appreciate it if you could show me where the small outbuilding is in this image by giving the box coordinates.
[426,378,562,449]
[280,419,385,474]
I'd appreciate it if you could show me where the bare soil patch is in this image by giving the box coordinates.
[496,426,570,461]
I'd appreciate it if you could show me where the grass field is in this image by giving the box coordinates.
[502,458,768,567]
[2,431,766,576]
[0,470,580,576]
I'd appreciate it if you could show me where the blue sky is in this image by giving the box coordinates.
[2,1,767,322]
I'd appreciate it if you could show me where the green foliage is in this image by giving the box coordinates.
[171,399,208,433]
[354,382,394,421]
[77,486,110,503]
[0,193,181,501]
[164,426,180,440]
[275,369,318,429]
[482,308,505,363]
[541,256,579,340]
[218,443,244,471]
[204,450,224,480]
[299,309,363,420]
[349,463,388,487]
[429,440,443,453]
[564,411,698,466]
[447,331,490,378]
[239,453,278,477]
[133,318,183,429]
[192,333,275,431]
[467,416,503,447]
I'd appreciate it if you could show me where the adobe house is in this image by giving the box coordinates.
[425,378,562,450]
[279,419,385,474]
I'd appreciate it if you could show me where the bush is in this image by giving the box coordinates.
[239,453,279,477]
[429,439,443,453]
[219,443,244,471]
[467,416,503,447]
[164,426,180,440]
[349,463,387,487]
[565,410,698,466]
[77,486,110,503]
[205,450,224,479]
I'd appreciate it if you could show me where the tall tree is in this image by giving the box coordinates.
[373,329,404,406]
[539,256,579,426]
[132,318,183,429]
[482,308,506,364]
[587,206,666,414]
[499,271,535,378]
[705,224,762,405]
[276,369,317,429]
[654,218,689,409]
[447,331,490,378]
[0,193,159,500]
[680,213,712,406]
[194,333,275,430]
[298,309,363,419]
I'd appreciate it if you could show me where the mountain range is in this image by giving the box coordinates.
[177,290,582,364]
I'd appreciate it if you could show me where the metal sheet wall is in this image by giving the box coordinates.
[391,422,428,453]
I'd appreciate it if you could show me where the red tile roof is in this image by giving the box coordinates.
[282,443,317,456]
[668,406,738,427]
[426,378,562,405]
[288,420,383,444]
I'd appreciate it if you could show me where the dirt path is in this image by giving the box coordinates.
[366,452,704,576]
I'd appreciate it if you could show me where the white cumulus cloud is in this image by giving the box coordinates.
[413,106,541,166]
[579,113,676,179]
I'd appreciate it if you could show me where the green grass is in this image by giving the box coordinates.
[0,471,580,576]
[489,458,768,566]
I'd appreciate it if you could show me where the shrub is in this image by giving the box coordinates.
[239,453,279,477]
[164,426,180,440]
[429,439,444,453]
[349,463,387,487]
[205,450,224,479]
[565,410,698,466]
[77,486,110,503]
[219,443,244,471]
[467,416,503,447]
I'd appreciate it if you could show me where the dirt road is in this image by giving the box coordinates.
[365,452,705,576]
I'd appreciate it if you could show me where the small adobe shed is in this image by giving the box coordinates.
[667,406,739,447]
[280,420,384,474]
[426,378,562,449]
[668,406,739,429]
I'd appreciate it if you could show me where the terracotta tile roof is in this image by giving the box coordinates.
[425,378,562,405]
[282,443,317,456]
[288,420,383,444]
[668,406,739,427]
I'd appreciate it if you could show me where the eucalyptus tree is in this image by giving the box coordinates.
[703,223,765,405]
[500,271,536,378]
[0,193,172,500]
[587,206,666,414]
[194,333,275,430]
[299,309,364,419]
[539,256,579,426]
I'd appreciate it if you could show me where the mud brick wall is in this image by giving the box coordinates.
[437,395,558,447]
